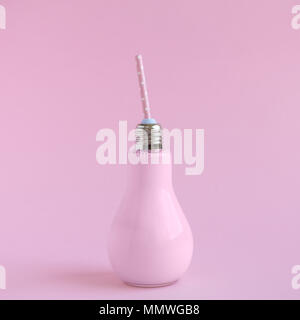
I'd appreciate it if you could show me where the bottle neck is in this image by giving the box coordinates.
[127,150,172,188]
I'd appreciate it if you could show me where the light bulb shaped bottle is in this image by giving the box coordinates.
[108,122,193,287]
[108,54,193,286]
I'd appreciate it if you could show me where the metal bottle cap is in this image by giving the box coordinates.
[136,123,163,151]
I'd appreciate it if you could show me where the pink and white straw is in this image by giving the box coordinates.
[136,54,151,119]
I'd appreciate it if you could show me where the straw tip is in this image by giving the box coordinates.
[136,54,142,60]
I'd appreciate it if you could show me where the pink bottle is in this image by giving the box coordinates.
[107,55,193,287]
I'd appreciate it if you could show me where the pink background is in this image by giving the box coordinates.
[0,0,300,299]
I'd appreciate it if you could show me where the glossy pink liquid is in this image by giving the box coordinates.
[108,151,193,287]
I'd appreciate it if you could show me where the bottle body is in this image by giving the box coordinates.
[108,151,193,287]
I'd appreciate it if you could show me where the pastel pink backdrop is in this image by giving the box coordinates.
[0,0,300,299]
